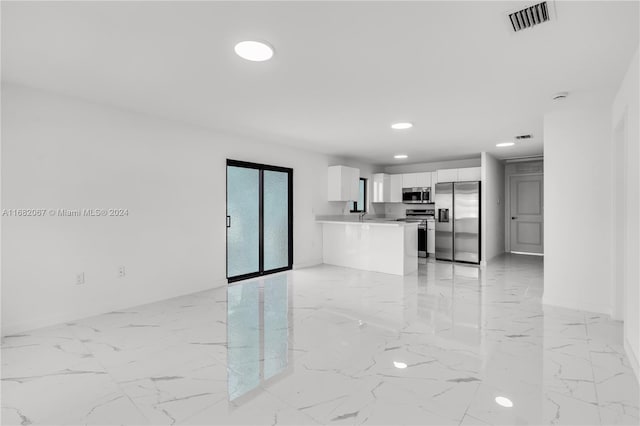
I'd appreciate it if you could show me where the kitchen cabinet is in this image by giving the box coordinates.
[417,172,431,187]
[437,168,459,183]
[372,173,391,203]
[402,173,417,188]
[431,171,438,200]
[402,172,430,188]
[436,167,481,183]
[427,220,435,254]
[457,167,481,181]
[327,165,360,201]
[390,174,403,203]
[384,167,479,204]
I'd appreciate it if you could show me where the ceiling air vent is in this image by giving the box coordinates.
[508,2,551,32]
[515,134,533,140]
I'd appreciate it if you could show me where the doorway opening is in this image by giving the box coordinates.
[226,159,293,283]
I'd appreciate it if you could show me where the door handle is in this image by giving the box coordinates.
[512,216,518,220]
[227,216,231,228]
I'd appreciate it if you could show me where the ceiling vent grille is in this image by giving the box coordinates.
[508,2,551,32]
[515,134,533,140]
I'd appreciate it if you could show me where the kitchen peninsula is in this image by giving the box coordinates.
[316,216,418,275]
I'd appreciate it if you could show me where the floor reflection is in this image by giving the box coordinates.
[3,255,636,425]
[227,274,290,401]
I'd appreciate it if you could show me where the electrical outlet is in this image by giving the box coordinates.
[76,273,85,285]
[118,266,126,278]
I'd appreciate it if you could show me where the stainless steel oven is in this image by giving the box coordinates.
[402,187,431,204]
[406,208,435,258]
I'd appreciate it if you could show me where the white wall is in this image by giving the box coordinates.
[481,152,505,262]
[543,92,613,315]
[611,47,639,381]
[0,84,375,335]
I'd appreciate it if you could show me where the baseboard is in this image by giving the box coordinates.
[482,250,511,266]
[511,251,544,256]
[542,295,612,316]
[293,259,323,270]
[2,277,227,337]
[2,311,88,338]
[625,337,640,385]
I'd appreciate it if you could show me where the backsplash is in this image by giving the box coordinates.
[338,201,385,216]
[384,203,408,218]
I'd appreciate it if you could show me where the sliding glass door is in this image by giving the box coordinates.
[226,160,293,283]
[226,165,260,279]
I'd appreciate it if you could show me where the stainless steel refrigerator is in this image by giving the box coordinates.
[435,181,481,264]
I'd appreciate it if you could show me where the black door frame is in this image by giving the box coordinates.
[226,159,293,283]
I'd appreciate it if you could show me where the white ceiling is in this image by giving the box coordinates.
[2,1,638,166]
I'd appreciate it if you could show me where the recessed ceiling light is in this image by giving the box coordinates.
[234,40,274,62]
[394,154,408,159]
[495,396,513,408]
[496,142,515,147]
[391,122,413,130]
[393,361,408,369]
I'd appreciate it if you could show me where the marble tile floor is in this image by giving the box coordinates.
[2,254,638,425]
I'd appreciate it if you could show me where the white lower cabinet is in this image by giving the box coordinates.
[427,221,435,254]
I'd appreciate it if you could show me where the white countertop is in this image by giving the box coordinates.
[315,216,418,227]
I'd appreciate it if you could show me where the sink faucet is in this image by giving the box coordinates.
[359,211,367,221]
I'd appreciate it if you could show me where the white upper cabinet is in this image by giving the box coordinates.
[416,172,431,187]
[380,167,479,203]
[390,174,403,203]
[402,172,430,188]
[436,167,481,183]
[402,173,417,188]
[372,173,391,203]
[457,167,481,181]
[328,165,360,201]
[431,171,438,200]
[437,168,459,183]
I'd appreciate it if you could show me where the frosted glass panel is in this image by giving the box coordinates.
[264,275,288,380]
[263,170,289,270]
[227,280,260,400]
[227,166,259,278]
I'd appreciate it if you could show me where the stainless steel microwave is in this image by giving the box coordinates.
[402,187,431,204]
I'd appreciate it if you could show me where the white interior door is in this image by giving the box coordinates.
[509,174,544,254]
